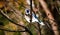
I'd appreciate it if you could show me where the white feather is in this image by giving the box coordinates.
[24,15,45,25]
[24,15,38,22]
[26,0,30,5]
[26,0,34,7]
[39,22,45,25]
[25,15,30,22]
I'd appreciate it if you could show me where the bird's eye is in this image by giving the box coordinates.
[26,10,29,13]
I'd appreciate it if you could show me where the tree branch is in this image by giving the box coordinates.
[0,28,26,32]
[0,9,33,35]
[39,0,59,35]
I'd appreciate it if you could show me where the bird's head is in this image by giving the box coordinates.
[25,9,30,15]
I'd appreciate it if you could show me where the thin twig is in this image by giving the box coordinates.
[30,0,32,23]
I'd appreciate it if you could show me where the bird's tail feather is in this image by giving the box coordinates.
[39,22,45,25]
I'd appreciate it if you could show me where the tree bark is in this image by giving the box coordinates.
[39,0,59,35]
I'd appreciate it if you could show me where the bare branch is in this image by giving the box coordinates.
[0,28,26,32]
[0,9,33,35]
[39,0,59,35]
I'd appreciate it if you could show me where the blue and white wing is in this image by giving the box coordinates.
[39,21,45,25]
[32,16,39,22]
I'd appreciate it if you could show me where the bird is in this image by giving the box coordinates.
[24,8,45,25]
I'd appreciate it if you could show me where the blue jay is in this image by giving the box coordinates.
[24,9,45,25]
